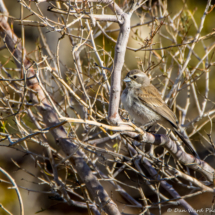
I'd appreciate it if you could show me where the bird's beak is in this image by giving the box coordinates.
[123,77,131,82]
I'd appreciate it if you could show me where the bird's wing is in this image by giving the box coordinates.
[136,85,178,128]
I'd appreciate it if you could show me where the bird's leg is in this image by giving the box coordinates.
[140,120,156,131]
[167,129,172,137]
[146,125,153,132]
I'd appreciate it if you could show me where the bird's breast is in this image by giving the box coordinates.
[121,88,134,113]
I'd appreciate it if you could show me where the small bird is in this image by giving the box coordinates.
[121,69,197,156]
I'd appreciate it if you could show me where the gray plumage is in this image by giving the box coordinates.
[121,69,197,156]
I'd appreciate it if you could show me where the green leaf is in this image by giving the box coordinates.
[113,143,118,151]
[1,121,6,133]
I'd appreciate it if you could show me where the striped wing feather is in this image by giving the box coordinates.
[136,85,178,128]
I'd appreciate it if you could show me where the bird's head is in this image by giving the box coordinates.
[123,69,150,87]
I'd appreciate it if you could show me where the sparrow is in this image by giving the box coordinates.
[121,69,198,156]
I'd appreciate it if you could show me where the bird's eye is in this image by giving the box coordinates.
[133,75,137,79]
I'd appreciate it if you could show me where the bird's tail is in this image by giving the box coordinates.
[173,128,199,158]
